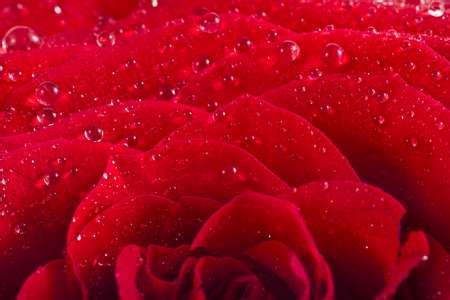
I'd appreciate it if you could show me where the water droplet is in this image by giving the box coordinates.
[14,223,27,235]
[6,69,24,82]
[76,234,82,241]
[405,136,419,148]
[428,1,445,18]
[323,43,348,68]
[405,61,416,71]
[432,70,443,80]
[436,120,445,130]
[36,107,57,126]
[83,126,104,142]
[124,135,138,147]
[235,37,252,53]
[212,110,227,121]
[373,115,385,125]
[199,12,221,33]
[278,40,301,62]
[35,81,60,106]
[2,26,41,52]
[53,5,62,15]
[375,91,390,103]
[308,68,323,80]
[43,171,60,187]
[266,30,279,43]
[96,31,116,47]
[157,84,177,100]
[192,56,212,73]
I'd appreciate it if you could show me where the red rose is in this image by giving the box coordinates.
[0,1,449,299]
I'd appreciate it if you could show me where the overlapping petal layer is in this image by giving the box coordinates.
[0,1,448,299]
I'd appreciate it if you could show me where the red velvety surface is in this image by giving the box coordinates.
[0,1,449,299]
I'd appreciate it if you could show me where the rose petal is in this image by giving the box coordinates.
[1,100,207,151]
[145,139,290,201]
[192,192,334,300]
[113,1,450,38]
[246,240,311,300]
[17,259,80,300]
[166,96,358,186]
[264,73,450,249]
[177,29,450,109]
[0,140,110,298]
[1,14,291,135]
[285,181,428,298]
[406,237,450,300]
[69,195,219,299]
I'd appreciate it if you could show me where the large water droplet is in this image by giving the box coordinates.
[83,126,104,142]
[428,1,445,18]
[36,107,57,126]
[35,81,60,106]
[96,31,116,47]
[323,43,348,68]
[2,26,41,52]
[278,40,301,62]
[199,12,221,33]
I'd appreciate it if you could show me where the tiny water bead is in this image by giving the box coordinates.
[323,43,348,68]
[192,56,212,73]
[308,68,323,80]
[199,12,221,33]
[235,37,253,53]
[2,26,41,52]
[428,1,445,18]
[83,126,104,142]
[96,31,116,47]
[405,136,419,148]
[278,40,301,62]
[158,84,177,100]
[35,81,60,106]
[42,171,61,187]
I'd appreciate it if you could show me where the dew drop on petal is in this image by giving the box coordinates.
[432,70,443,80]
[235,37,252,53]
[405,61,416,71]
[83,126,104,142]
[42,171,60,187]
[157,84,177,100]
[405,136,419,148]
[14,223,27,235]
[199,12,221,33]
[436,120,445,130]
[428,1,445,18]
[2,26,41,52]
[278,40,301,62]
[323,43,348,68]
[36,107,57,126]
[192,56,212,73]
[308,68,323,80]
[96,31,116,47]
[35,81,60,106]
[373,115,385,125]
